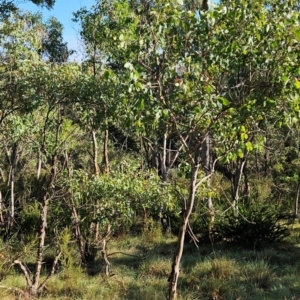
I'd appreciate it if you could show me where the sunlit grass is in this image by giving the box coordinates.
[1,228,300,299]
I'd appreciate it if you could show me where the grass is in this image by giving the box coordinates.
[1,225,300,299]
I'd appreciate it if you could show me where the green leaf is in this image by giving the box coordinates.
[295,29,300,41]
[139,99,144,110]
[294,80,300,90]
[246,141,253,152]
[237,149,244,158]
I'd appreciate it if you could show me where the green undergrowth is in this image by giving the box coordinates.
[1,225,300,299]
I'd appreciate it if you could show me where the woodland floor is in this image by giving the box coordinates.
[1,224,300,299]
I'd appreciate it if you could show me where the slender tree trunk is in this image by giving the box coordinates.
[0,191,4,225]
[102,127,110,174]
[295,170,300,217]
[30,196,49,296]
[29,106,62,296]
[168,165,199,300]
[202,134,214,232]
[91,130,100,177]
[232,157,247,216]
[91,129,101,242]
[37,149,42,179]
[71,199,87,265]
[30,153,57,296]
[161,129,168,182]
[9,167,14,230]
[5,142,17,233]
[101,225,111,276]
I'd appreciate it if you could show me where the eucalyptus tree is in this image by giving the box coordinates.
[77,1,300,299]
[0,12,47,236]
[0,10,87,296]
[11,61,85,297]
[74,1,227,298]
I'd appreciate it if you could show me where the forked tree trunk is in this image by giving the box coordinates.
[30,196,49,296]
[71,199,87,265]
[168,165,211,299]
[30,153,58,296]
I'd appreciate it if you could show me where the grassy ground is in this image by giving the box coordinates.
[1,224,300,299]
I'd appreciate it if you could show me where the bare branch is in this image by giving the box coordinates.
[38,251,62,292]
[13,260,32,288]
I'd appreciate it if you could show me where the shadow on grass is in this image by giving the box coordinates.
[84,237,177,278]
[11,231,300,300]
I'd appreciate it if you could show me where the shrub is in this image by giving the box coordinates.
[213,205,289,249]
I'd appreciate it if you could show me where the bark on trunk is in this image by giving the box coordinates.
[0,191,3,225]
[5,142,17,233]
[91,130,100,242]
[201,134,214,231]
[37,149,42,179]
[102,128,110,174]
[71,199,87,265]
[161,130,168,182]
[295,170,300,217]
[168,165,199,300]
[232,157,247,216]
[30,113,60,296]
[101,225,111,276]
[92,130,100,177]
[30,195,49,296]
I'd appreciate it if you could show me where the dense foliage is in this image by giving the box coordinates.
[0,0,299,298]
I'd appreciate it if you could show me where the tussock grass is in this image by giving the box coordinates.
[1,227,300,299]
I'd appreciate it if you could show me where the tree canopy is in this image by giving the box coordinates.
[0,0,299,299]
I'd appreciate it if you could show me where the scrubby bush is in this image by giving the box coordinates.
[213,205,289,248]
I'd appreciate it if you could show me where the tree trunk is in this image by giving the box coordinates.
[201,134,214,232]
[232,156,247,216]
[161,129,169,182]
[91,130,100,177]
[71,199,87,265]
[295,170,300,217]
[37,149,42,179]
[0,191,3,225]
[30,196,49,296]
[5,142,17,233]
[91,130,101,242]
[30,153,57,296]
[102,128,110,174]
[101,225,111,276]
[29,107,62,296]
[168,165,199,300]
